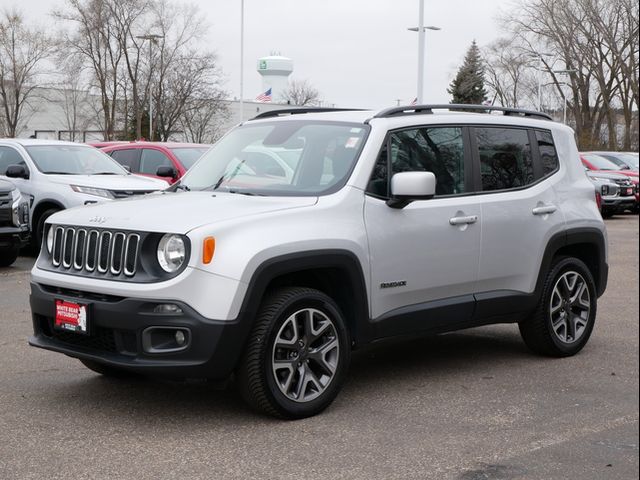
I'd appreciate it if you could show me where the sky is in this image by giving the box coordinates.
[15,0,517,109]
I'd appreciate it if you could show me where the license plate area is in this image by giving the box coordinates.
[55,300,90,335]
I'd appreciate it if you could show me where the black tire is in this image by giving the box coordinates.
[79,358,136,378]
[519,257,597,357]
[34,208,60,253]
[600,208,614,219]
[0,246,20,267]
[237,287,351,419]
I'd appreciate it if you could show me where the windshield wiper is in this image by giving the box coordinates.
[228,189,264,196]
[91,172,119,175]
[42,171,72,175]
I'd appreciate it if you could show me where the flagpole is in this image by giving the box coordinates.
[239,0,245,122]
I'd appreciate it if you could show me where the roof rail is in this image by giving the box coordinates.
[250,107,365,120]
[373,104,553,121]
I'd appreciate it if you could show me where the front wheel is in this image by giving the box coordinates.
[34,208,60,252]
[0,246,20,267]
[237,287,351,419]
[519,257,597,357]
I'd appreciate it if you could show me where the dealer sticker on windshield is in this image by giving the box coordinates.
[54,300,89,335]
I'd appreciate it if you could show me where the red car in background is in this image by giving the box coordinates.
[581,153,639,212]
[101,142,210,184]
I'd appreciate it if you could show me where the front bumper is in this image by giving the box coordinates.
[0,225,29,249]
[601,196,637,210]
[28,282,250,379]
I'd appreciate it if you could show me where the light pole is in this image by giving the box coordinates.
[408,0,441,104]
[136,33,164,140]
[553,69,577,124]
[529,52,553,111]
[239,0,245,122]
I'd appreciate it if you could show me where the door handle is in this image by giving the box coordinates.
[532,205,557,215]
[449,215,478,225]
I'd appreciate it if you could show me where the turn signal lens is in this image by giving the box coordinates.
[203,237,215,264]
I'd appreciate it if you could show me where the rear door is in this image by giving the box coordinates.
[473,127,566,305]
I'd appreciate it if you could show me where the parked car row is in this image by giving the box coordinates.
[581,152,639,216]
[0,139,212,266]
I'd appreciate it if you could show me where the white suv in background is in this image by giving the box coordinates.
[0,139,167,247]
[28,106,608,419]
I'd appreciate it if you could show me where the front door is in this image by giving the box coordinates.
[364,126,481,337]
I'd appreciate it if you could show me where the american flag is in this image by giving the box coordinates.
[409,97,418,106]
[256,88,272,102]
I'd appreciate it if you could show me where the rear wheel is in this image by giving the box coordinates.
[519,257,597,357]
[237,287,351,419]
[0,246,20,267]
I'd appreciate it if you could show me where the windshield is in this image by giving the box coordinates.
[26,145,127,175]
[620,153,639,169]
[170,147,210,169]
[179,121,369,195]
[583,153,621,171]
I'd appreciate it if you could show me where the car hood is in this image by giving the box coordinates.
[46,174,167,190]
[0,178,16,193]
[592,169,639,180]
[48,191,319,233]
[586,171,630,181]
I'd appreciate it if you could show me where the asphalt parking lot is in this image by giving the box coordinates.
[0,216,637,480]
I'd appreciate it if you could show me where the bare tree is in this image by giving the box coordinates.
[56,57,93,141]
[281,79,321,106]
[148,0,226,141]
[483,37,536,108]
[180,93,228,144]
[0,9,52,137]
[55,0,125,140]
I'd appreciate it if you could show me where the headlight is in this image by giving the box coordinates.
[70,185,115,199]
[10,189,28,227]
[157,234,186,273]
[46,226,54,254]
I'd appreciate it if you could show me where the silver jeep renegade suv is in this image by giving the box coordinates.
[29,105,608,419]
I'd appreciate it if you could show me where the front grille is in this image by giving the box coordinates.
[51,226,140,278]
[111,190,156,199]
[613,178,632,187]
[0,191,11,226]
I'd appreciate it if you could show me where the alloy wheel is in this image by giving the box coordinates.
[271,308,340,403]
[549,271,591,344]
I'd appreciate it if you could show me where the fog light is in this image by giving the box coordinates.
[153,303,183,315]
[142,327,190,353]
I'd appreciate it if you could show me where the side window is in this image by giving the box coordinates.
[140,149,172,175]
[0,146,27,175]
[475,127,534,191]
[535,130,559,176]
[110,149,140,172]
[367,127,465,197]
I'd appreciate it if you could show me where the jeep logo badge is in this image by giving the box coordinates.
[88,216,107,224]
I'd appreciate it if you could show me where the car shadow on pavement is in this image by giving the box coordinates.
[35,325,534,423]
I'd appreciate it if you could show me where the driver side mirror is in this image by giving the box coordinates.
[386,171,436,209]
[156,166,178,179]
[5,164,29,179]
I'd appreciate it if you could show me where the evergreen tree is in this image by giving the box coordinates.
[448,41,488,105]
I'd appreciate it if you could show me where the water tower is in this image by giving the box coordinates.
[257,54,293,102]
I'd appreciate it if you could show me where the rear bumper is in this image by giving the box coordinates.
[28,282,250,379]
